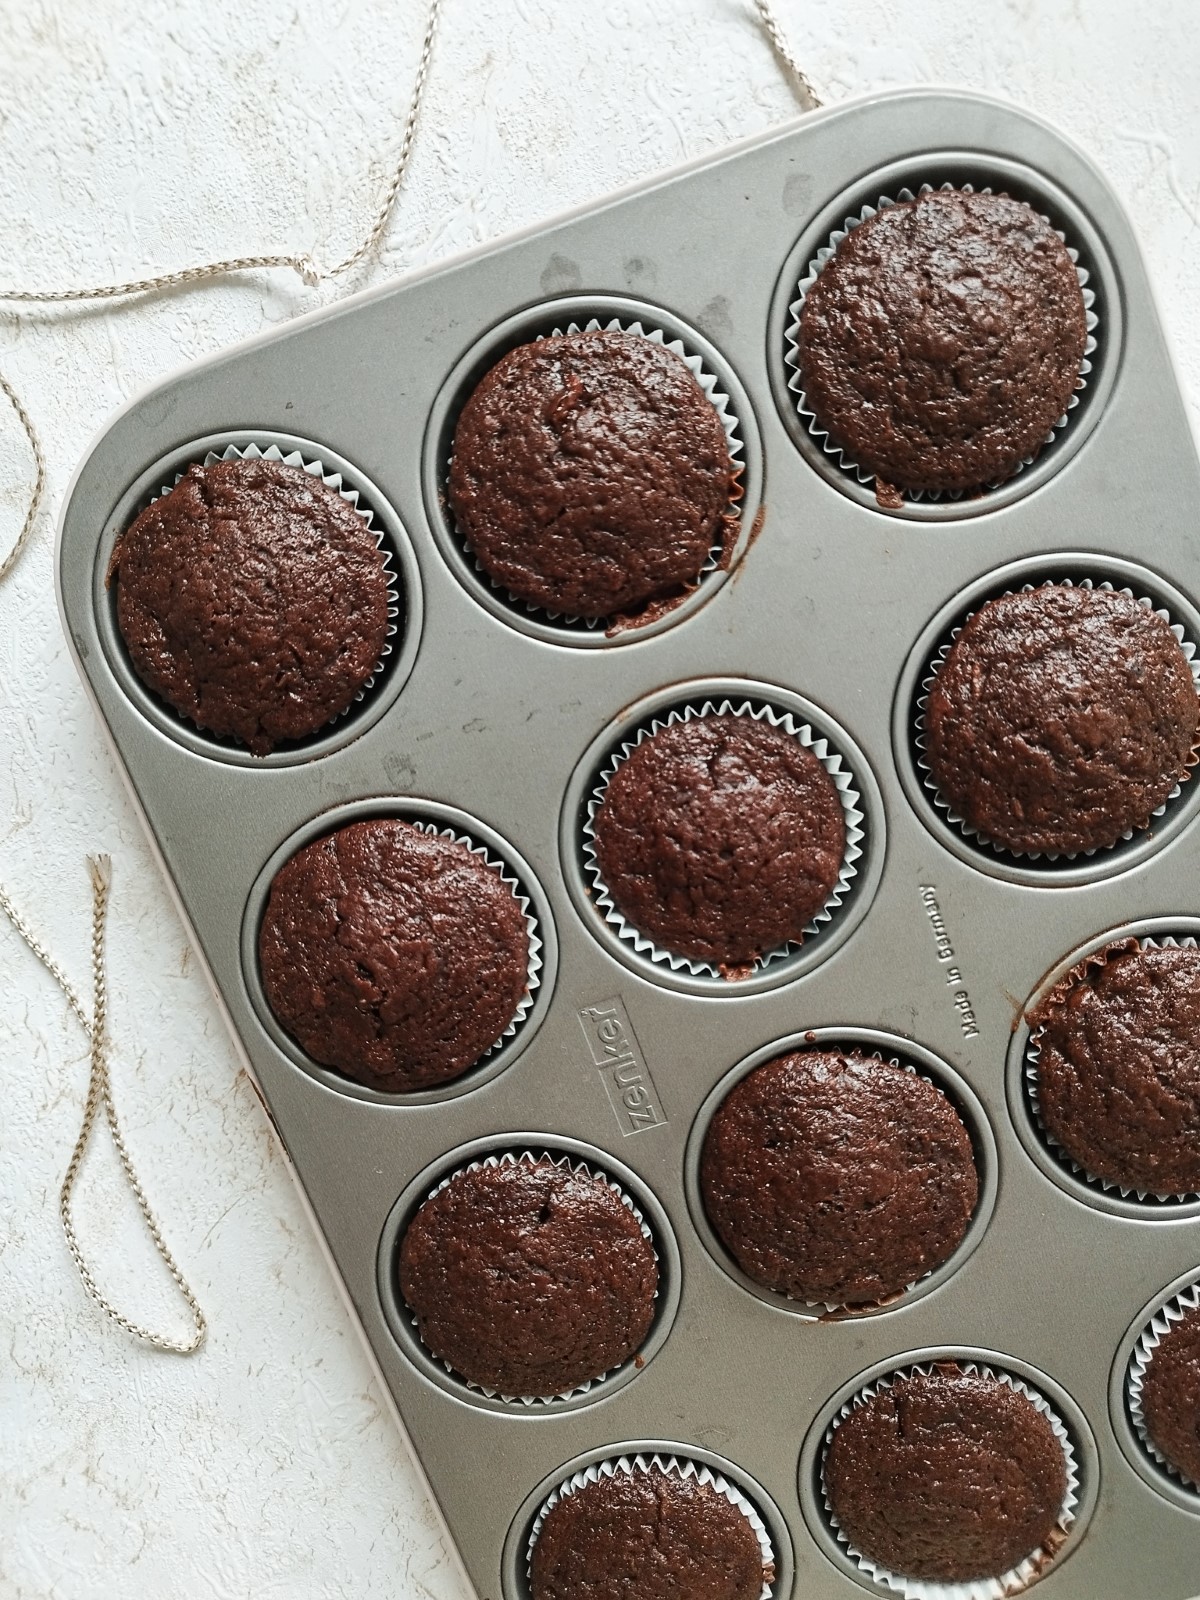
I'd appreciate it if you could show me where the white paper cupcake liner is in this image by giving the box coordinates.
[1024,934,1200,1203]
[582,697,865,980]
[1127,1278,1200,1491]
[447,316,745,630]
[527,1453,777,1599]
[407,821,542,1061]
[784,182,1099,504]
[821,1362,1080,1599]
[727,1047,975,1316]
[139,439,400,736]
[914,578,1200,861]
[403,1148,658,1407]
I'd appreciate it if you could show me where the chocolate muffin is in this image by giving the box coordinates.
[592,714,846,970]
[448,330,734,619]
[701,1051,977,1304]
[399,1156,658,1396]
[1031,942,1200,1194]
[924,584,1199,856]
[530,1465,767,1600]
[825,1366,1068,1581]
[258,819,529,1091]
[1137,1299,1200,1485]
[110,456,391,755]
[795,188,1088,496]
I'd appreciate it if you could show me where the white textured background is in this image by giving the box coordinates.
[1,2,1199,1596]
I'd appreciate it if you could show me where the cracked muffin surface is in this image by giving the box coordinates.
[448,329,734,619]
[258,819,529,1090]
[701,1050,977,1304]
[530,1465,766,1600]
[111,456,391,755]
[592,714,845,969]
[924,584,1199,855]
[1138,1299,1200,1486]
[1032,941,1200,1194]
[399,1156,658,1396]
[824,1366,1068,1582]
[795,187,1088,495]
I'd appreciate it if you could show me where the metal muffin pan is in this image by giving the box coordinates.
[56,89,1200,1598]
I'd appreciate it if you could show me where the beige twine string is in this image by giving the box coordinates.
[751,0,823,110]
[0,860,207,1353]
[0,368,47,585]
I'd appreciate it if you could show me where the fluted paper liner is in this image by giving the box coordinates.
[527,1453,776,1599]
[447,316,746,629]
[784,182,1100,504]
[401,1148,657,1407]
[1024,933,1200,1204]
[138,439,400,736]
[914,578,1200,860]
[821,1362,1080,1599]
[582,697,864,979]
[1127,1278,1200,1492]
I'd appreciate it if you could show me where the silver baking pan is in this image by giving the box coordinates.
[56,87,1200,1599]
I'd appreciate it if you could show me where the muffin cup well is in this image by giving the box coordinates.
[1005,916,1200,1221]
[146,441,400,708]
[445,315,745,632]
[100,432,428,768]
[122,441,401,752]
[913,576,1200,864]
[241,799,558,1108]
[1024,934,1200,1206]
[783,182,1099,507]
[581,696,865,982]
[376,1136,681,1416]
[403,1148,658,1407]
[1127,1277,1200,1495]
[820,1362,1080,1599]
[424,295,764,649]
[684,1028,997,1321]
[526,1453,778,1600]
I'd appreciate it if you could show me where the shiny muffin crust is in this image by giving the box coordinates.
[530,1466,767,1600]
[701,1050,977,1305]
[1032,941,1200,1194]
[825,1366,1068,1582]
[1138,1300,1200,1486]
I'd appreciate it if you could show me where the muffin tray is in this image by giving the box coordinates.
[56,89,1200,1598]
